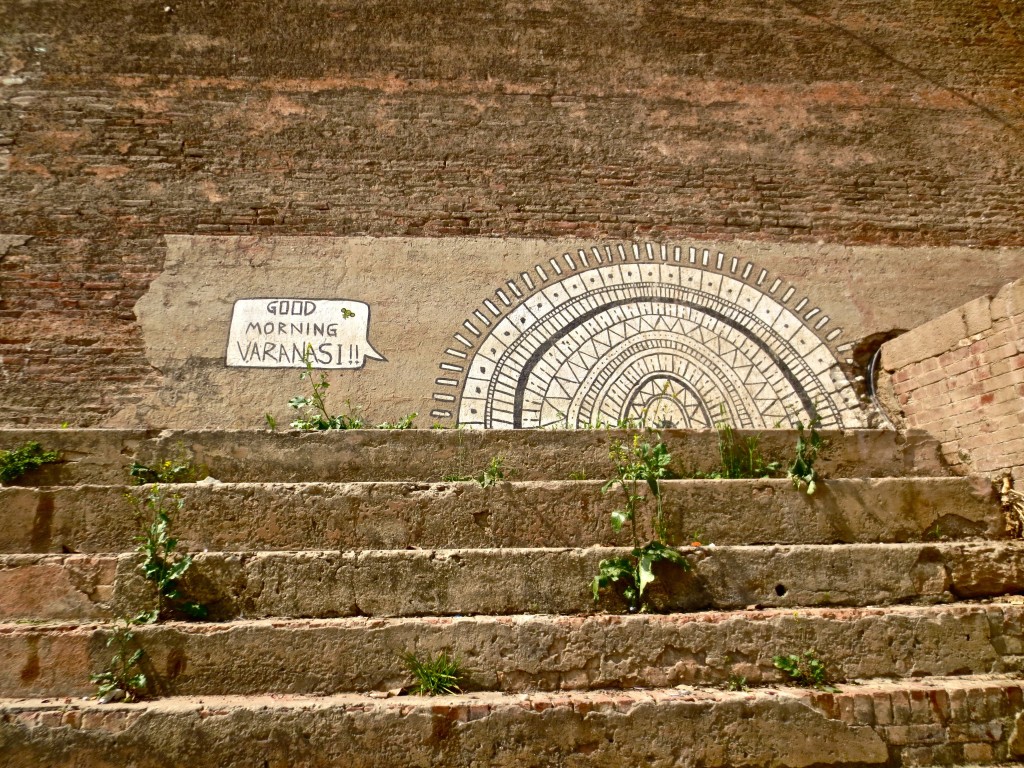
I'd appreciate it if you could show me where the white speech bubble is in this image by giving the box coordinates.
[226,298,385,369]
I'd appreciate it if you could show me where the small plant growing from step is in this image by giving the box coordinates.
[0,441,60,485]
[442,456,507,487]
[287,344,416,430]
[133,486,207,621]
[772,650,839,692]
[289,345,365,430]
[592,435,691,613]
[129,445,203,485]
[376,412,418,430]
[787,416,823,495]
[714,418,781,479]
[476,456,505,488]
[90,617,149,703]
[402,650,464,695]
[725,674,749,692]
[687,407,780,479]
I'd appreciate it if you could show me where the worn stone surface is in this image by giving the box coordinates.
[0,555,115,621]
[1,604,1023,699]
[0,427,948,485]
[3,677,1023,767]
[0,476,1001,554]
[4,542,1024,621]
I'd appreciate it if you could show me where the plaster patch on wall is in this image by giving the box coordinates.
[0,235,31,260]
[120,235,1019,429]
[436,243,867,429]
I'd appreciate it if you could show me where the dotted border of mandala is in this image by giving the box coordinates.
[429,242,854,421]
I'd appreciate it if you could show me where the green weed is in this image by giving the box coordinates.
[688,408,780,479]
[787,416,823,495]
[442,456,506,488]
[476,456,505,488]
[129,446,202,485]
[132,486,207,621]
[0,441,60,485]
[288,344,365,430]
[725,675,749,692]
[402,651,464,696]
[593,435,691,613]
[90,618,148,703]
[377,413,418,430]
[288,345,417,430]
[773,650,838,692]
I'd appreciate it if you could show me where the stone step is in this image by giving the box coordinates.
[2,603,1023,699]
[0,428,946,485]
[2,676,1023,766]
[0,477,1000,554]
[3,542,1023,621]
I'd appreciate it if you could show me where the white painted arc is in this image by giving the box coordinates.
[434,242,862,429]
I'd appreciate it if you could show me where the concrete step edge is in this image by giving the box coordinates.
[2,676,1022,767]
[0,427,949,485]
[2,603,1024,699]
[0,476,1002,552]
[3,541,1024,621]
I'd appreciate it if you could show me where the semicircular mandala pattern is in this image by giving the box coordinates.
[431,243,867,429]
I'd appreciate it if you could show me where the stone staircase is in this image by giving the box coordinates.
[1,428,1023,767]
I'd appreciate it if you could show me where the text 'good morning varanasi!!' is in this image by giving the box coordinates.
[226,298,385,369]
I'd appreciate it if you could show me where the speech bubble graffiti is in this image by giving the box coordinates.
[226,298,385,369]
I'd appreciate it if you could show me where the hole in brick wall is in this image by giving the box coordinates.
[846,329,908,418]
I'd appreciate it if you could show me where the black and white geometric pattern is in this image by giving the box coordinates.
[432,243,866,429]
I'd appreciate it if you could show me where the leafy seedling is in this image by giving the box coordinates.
[593,436,692,612]
[443,457,507,486]
[773,650,839,692]
[289,345,365,430]
[133,486,207,621]
[376,413,417,430]
[725,675,749,692]
[476,456,505,488]
[0,442,60,485]
[129,446,201,485]
[788,416,823,495]
[592,541,691,613]
[91,618,148,703]
[402,651,464,696]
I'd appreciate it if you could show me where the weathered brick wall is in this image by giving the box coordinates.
[880,277,1024,481]
[2,0,1023,424]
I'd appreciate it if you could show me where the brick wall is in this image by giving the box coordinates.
[880,277,1024,481]
[2,0,1023,424]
